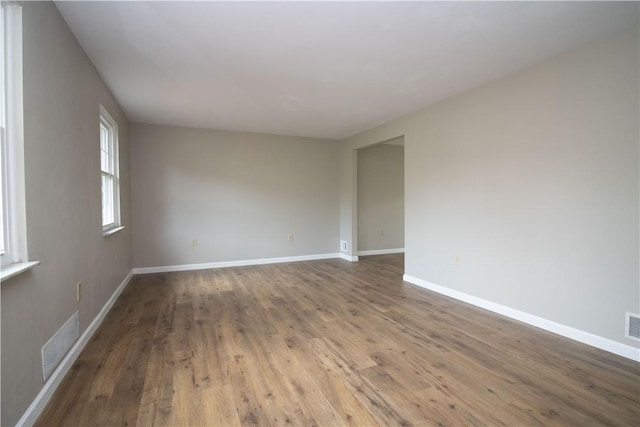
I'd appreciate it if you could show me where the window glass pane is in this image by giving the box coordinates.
[0,131,4,254]
[101,173,114,226]
[100,147,108,173]
[0,6,5,253]
[100,124,109,172]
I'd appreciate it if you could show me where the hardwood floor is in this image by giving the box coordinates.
[36,254,640,426]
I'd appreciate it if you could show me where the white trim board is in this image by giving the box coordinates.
[17,270,134,427]
[357,248,404,256]
[132,252,357,275]
[403,274,640,362]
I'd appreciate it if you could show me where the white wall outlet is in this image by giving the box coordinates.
[454,255,461,266]
[288,233,294,241]
[191,239,198,247]
[76,282,82,301]
[340,240,348,252]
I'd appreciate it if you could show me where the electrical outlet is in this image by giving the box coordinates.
[454,255,461,266]
[76,282,82,301]
[288,233,294,242]
[191,239,198,247]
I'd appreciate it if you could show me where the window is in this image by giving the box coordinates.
[1,2,37,280]
[100,106,121,234]
[0,3,6,257]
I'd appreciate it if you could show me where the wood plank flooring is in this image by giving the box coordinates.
[36,254,640,426]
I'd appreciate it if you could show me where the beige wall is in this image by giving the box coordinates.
[130,124,340,268]
[357,143,404,252]
[1,3,132,425]
[341,27,640,347]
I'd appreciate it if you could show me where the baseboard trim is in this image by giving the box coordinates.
[132,253,351,275]
[357,248,405,256]
[403,274,640,362]
[339,254,359,262]
[16,270,134,427]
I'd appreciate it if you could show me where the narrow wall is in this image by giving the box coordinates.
[131,124,340,268]
[340,27,640,349]
[1,3,132,425]
[357,143,404,252]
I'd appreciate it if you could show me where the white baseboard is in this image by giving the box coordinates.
[403,274,640,362]
[339,254,359,262]
[17,270,134,427]
[357,248,405,256]
[132,253,351,274]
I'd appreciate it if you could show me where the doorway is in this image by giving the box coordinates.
[356,137,405,256]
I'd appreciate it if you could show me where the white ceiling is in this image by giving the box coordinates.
[55,1,639,140]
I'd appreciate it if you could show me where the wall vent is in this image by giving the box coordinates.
[340,240,348,252]
[626,313,640,341]
[42,311,80,381]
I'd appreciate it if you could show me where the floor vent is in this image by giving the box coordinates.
[42,311,80,381]
[626,313,640,341]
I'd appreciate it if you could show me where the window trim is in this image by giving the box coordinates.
[99,105,121,235]
[0,3,36,281]
[1,2,28,270]
[0,2,6,257]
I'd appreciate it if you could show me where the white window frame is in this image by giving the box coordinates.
[1,2,38,280]
[0,2,7,259]
[99,105,122,235]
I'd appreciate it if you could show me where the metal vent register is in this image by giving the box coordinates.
[41,311,80,381]
[627,313,640,340]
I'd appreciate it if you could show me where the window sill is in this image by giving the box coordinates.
[103,226,125,237]
[1,260,40,282]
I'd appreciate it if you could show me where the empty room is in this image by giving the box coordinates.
[1,1,639,426]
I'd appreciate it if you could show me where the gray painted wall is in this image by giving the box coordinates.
[1,3,132,425]
[130,124,340,268]
[340,27,640,348]
[357,143,404,252]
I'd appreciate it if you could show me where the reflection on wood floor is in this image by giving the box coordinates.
[36,254,640,426]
